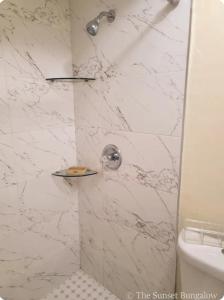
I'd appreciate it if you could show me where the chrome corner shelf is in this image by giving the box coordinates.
[52,169,97,178]
[46,77,96,82]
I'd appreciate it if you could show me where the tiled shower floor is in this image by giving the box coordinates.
[42,270,120,300]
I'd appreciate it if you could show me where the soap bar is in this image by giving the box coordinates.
[66,166,87,176]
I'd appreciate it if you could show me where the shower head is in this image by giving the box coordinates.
[86,10,116,36]
[86,18,100,36]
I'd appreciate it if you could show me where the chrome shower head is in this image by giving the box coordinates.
[86,18,100,36]
[86,10,116,36]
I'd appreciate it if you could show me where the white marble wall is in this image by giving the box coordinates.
[0,1,79,300]
[71,0,191,299]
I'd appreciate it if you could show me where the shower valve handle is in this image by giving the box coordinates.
[101,145,122,170]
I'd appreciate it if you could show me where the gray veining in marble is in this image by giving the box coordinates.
[0,1,79,300]
[0,0,191,299]
[71,0,191,299]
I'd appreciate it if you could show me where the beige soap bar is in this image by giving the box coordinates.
[66,166,88,176]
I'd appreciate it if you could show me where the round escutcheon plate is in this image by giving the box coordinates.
[101,144,122,170]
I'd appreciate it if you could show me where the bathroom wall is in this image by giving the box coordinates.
[179,0,224,227]
[71,0,191,298]
[0,1,79,300]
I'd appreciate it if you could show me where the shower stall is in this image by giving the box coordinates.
[0,0,191,299]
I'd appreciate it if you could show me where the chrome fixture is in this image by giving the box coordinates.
[86,10,116,36]
[167,0,180,5]
[101,145,122,170]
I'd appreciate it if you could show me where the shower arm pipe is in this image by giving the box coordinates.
[98,11,112,19]
[96,10,115,23]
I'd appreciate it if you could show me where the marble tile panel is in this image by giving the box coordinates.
[0,44,5,77]
[75,71,185,136]
[0,76,11,135]
[0,176,79,300]
[0,1,79,300]
[0,0,72,79]
[72,0,191,296]
[77,127,181,194]
[6,76,74,133]
[0,134,17,189]
[103,222,176,300]
[77,128,180,296]
[13,126,76,183]
[78,175,106,284]
[100,172,177,298]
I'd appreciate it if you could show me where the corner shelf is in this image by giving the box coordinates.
[46,77,96,82]
[52,169,97,178]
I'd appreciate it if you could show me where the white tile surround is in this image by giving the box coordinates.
[71,0,191,299]
[0,1,79,300]
[0,0,191,300]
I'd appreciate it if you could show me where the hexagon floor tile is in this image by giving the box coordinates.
[41,270,120,300]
